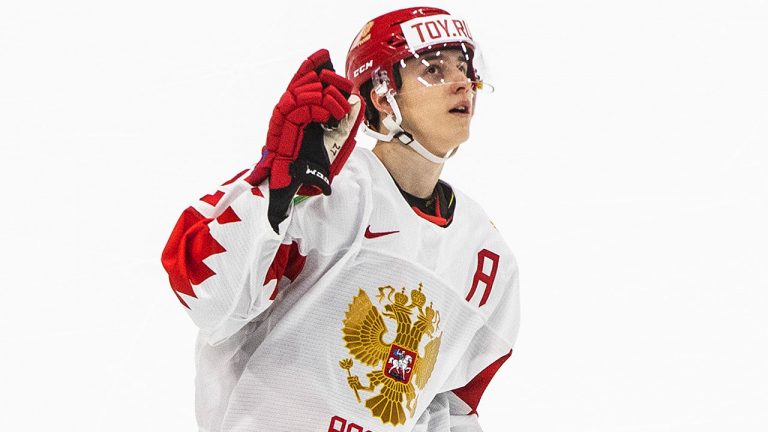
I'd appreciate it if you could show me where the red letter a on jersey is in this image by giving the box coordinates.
[466,249,499,307]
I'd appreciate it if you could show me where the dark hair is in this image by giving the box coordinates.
[359,66,402,131]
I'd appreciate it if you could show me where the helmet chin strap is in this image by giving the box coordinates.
[362,88,458,165]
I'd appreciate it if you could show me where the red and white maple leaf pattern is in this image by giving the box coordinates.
[263,241,306,300]
[161,169,309,315]
[161,206,227,308]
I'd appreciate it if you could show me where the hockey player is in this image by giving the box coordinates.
[161,7,520,432]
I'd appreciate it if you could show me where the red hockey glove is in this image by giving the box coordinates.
[250,49,364,234]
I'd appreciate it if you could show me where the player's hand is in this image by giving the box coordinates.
[250,49,365,234]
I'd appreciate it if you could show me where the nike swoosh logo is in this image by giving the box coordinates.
[364,225,400,239]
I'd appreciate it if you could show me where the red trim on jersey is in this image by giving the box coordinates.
[411,206,452,227]
[452,350,513,415]
[221,169,249,186]
[216,207,242,225]
[161,207,227,308]
[264,242,306,300]
[251,186,264,197]
[200,190,225,207]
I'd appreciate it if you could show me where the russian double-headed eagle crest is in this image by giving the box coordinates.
[339,283,442,426]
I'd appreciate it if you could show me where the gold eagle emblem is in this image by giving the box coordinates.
[339,283,442,425]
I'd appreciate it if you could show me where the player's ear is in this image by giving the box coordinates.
[370,87,393,117]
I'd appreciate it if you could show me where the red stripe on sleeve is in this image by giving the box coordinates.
[452,350,513,415]
[263,242,306,300]
[221,169,249,186]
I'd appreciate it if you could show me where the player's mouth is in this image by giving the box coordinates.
[448,100,472,117]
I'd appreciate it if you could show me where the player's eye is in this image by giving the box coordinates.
[425,64,439,75]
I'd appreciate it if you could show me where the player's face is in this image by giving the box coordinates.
[394,49,476,156]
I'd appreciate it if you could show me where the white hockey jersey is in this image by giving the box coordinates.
[161,148,521,432]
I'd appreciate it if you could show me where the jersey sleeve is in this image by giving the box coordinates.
[160,167,306,344]
[412,353,511,431]
[412,392,485,432]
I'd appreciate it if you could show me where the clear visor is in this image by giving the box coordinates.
[392,43,494,96]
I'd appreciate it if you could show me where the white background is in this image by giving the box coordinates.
[1,0,766,431]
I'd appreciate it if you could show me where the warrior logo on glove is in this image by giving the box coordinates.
[339,283,442,426]
[248,49,365,233]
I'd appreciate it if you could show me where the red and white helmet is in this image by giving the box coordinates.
[345,7,491,163]
[346,7,489,94]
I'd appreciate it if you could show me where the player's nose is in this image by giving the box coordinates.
[447,75,470,94]
[443,67,470,93]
